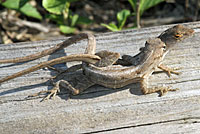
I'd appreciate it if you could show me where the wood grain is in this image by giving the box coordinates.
[0,22,200,133]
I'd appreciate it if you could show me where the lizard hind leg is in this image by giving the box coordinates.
[95,50,120,67]
[28,80,81,101]
[140,78,179,96]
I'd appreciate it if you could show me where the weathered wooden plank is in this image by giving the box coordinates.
[0,22,200,134]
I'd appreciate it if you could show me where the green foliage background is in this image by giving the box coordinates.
[0,0,164,33]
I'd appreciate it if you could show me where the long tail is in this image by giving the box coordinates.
[0,54,100,83]
[0,33,89,63]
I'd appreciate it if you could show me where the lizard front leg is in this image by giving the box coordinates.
[140,77,179,96]
[158,64,180,77]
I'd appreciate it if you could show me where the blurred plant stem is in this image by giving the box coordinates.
[136,0,141,28]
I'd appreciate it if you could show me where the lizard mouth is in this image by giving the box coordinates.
[184,28,195,36]
[182,27,195,39]
[176,28,195,41]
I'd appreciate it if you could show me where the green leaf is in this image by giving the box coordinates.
[20,3,42,20]
[140,0,164,15]
[70,14,79,27]
[128,0,164,15]
[128,0,135,11]
[59,25,76,34]
[101,23,119,32]
[42,0,67,14]
[1,0,20,9]
[42,0,79,15]
[76,16,93,25]
[1,0,42,20]
[63,2,70,20]
[46,14,64,25]
[0,0,31,9]
[117,9,130,30]
[67,0,79,2]
[19,0,29,7]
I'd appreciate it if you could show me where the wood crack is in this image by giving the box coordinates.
[82,117,200,134]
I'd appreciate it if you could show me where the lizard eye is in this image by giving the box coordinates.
[174,33,183,39]
[162,45,166,50]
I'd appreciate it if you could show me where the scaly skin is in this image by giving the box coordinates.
[32,25,194,100]
[0,25,195,100]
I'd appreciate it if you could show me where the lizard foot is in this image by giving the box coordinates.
[28,82,60,101]
[158,64,180,77]
[140,78,179,96]
[141,86,179,96]
[164,68,180,77]
[28,80,80,101]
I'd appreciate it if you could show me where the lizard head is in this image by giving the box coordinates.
[171,25,195,41]
[158,24,194,50]
[143,38,167,61]
[146,38,167,55]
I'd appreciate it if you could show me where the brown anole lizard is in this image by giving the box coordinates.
[0,25,194,100]
[0,25,194,83]
[82,25,194,95]
[30,25,194,100]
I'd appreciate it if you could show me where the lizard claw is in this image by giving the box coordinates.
[42,86,60,101]
[166,69,180,77]
[27,79,81,101]
[158,64,180,77]
[28,80,60,101]
[141,83,179,96]
[159,86,179,96]
[28,86,60,101]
